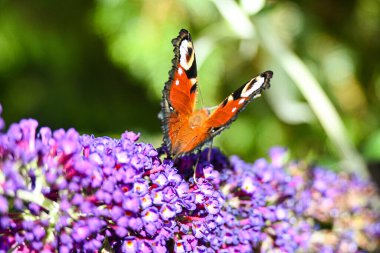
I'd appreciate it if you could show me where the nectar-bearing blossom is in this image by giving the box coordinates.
[0,104,380,253]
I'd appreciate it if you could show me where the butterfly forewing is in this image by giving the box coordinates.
[206,71,273,137]
[161,29,200,155]
[163,29,198,116]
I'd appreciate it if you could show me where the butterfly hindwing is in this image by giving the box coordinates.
[206,71,273,138]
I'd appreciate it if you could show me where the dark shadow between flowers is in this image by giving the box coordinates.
[159,147,230,184]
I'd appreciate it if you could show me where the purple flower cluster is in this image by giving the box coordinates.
[301,168,380,252]
[0,104,379,253]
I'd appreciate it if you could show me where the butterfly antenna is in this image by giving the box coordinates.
[197,80,205,108]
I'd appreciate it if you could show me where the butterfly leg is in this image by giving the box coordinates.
[157,144,171,158]
[192,149,202,184]
[207,140,213,162]
[193,157,199,184]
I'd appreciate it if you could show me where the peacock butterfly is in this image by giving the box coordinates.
[160,29,273,158]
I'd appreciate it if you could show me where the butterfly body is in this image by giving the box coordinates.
[160,29,273,158]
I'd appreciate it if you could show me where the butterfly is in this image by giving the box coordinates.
[160,29,273,158]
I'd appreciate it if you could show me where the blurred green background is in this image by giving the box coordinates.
[0,0,379,175]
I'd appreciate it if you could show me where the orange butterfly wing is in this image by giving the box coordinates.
[161,29,273,157]
[205,71,273,137]
[161,29,202,156]
[172,71,273,155]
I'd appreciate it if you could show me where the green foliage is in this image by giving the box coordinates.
[0,0,379,174]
